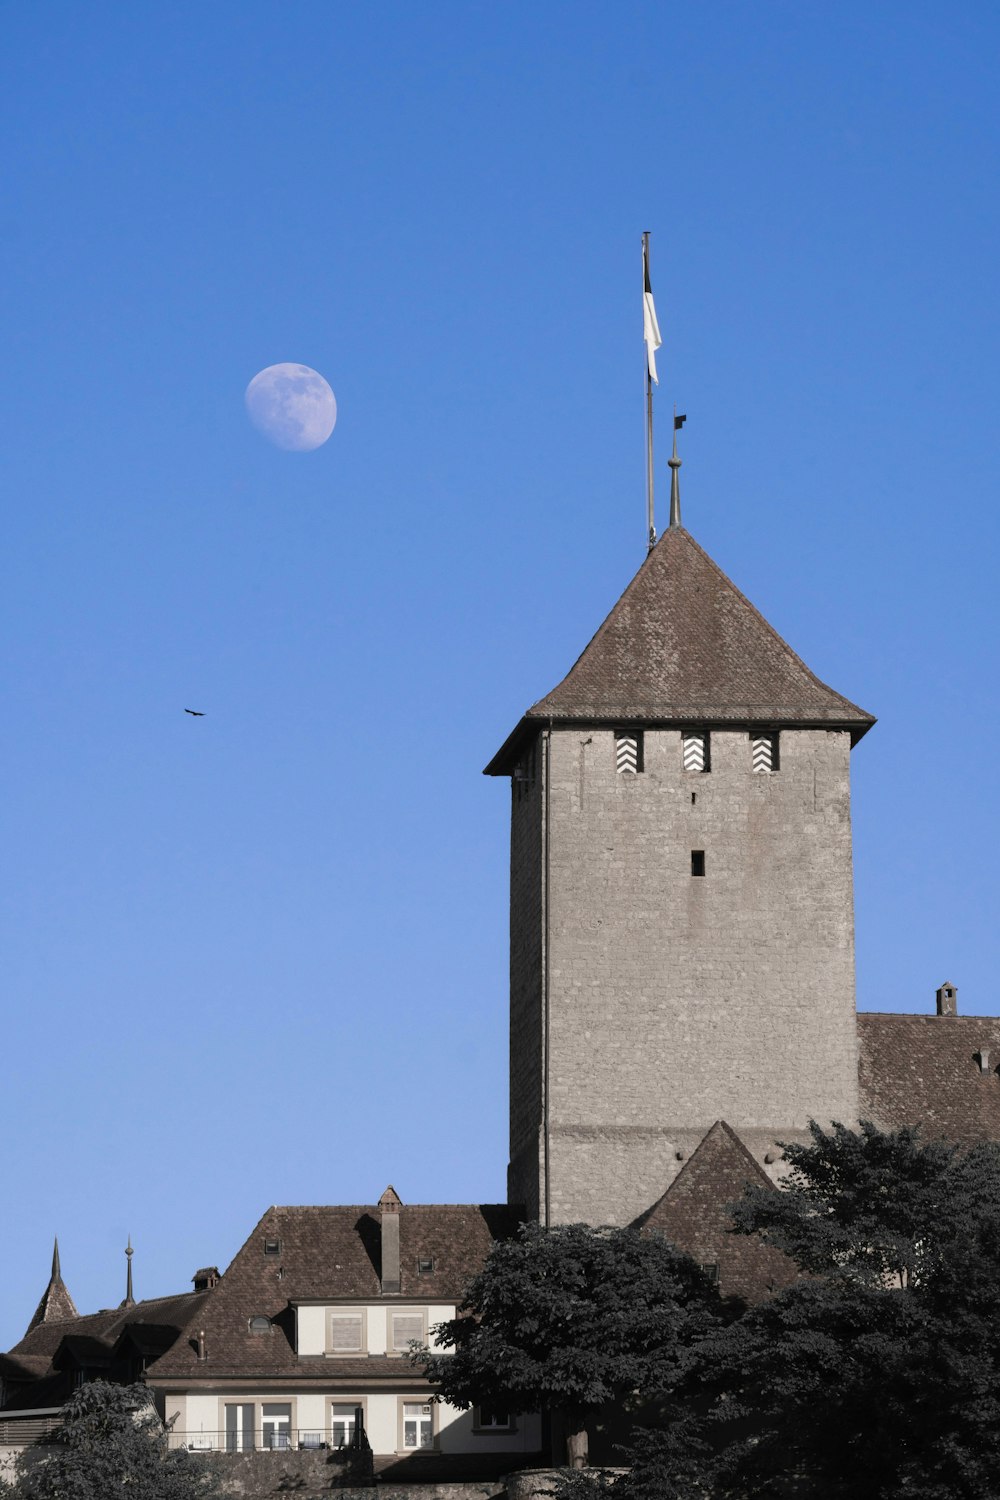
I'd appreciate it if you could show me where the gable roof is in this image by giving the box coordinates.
[635,1121,798,1305]
[486,527,874,774]
[147,1202,520,1381]
[858,1012,1000,1144]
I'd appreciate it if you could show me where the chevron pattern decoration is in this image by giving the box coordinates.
[616,732,641,774]
[682,731,707,772]
[751,733,778,773]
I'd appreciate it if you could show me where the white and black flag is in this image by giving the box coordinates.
[643,239,662,384]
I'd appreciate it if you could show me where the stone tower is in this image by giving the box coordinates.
[486,526,875,1227]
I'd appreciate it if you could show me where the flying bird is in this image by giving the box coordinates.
[184,709,205,717]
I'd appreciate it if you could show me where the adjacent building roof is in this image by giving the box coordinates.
[1,1291,210,1411]
[635,1121,798,1305]
[486,527,874,774]
[24,1241,77,1334]
[858,1012,1000,1144]
[148,1202,520,1382]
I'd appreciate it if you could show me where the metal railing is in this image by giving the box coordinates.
[169,1422,368,1455]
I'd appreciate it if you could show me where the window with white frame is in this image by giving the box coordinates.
[328,1310,365,1355]
[402,1401,434,1450]
[389,1309,426,1353]
[261,1404,291,1451]
[330,1403,360,1449]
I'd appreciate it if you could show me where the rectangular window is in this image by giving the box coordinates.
[264,1238,281,1256]
[475,1406,513,1432]
[225,1404,256,1454]
[261,1404,291,1451]
[390,1310,426,1352]
[615,730,643,774]
[330,1403,360,1449]
[402,1401,434,1450]
[682,731,710,773]
[691,850,706,877]
[328,1311,365,1355]
[751,732,779,773]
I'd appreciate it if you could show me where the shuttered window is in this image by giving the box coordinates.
[615,730,643,774]
[751,733,779,773]
[329,1313,364,1353]
[682,731,709,772]
[391,1312,425,1351]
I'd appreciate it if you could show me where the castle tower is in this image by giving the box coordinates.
[486,526,875,1226]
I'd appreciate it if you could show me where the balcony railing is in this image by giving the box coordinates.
[169,1422,369,1455]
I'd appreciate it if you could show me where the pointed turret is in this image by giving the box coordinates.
[24,1238,78,1335]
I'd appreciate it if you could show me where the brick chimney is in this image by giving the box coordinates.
[378,1185,402,1295]
[936,982,958,1017]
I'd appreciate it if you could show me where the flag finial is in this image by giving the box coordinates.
[669,410,686,529]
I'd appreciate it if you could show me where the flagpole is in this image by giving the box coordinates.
[643,232,656,552]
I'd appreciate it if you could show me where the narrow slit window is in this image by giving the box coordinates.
[615,730,643,774]
[682,731,710,773]
[751,732,779,773]
[691,850,706,877]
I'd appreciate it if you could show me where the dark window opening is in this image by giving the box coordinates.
[249,1315,272,1336]
[264,1238,281,1256]
[417,1257,435,1274]
[691,850,706,877]
[700,1262,720,1284]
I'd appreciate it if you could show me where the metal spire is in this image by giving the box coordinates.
[51,1237,61,1280]
[668,410,686,529]
[121,1235,135,1308]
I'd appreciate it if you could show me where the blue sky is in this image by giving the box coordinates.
[1,2,998,1346]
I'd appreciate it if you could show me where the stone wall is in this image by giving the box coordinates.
[509,725,861,1226]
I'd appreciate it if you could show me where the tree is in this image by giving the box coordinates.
[4,1380,221,1500]
[416,1221,723,1468]
[612,1122,1000,1500]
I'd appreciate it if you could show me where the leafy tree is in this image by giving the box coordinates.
[4,1380,221,1500]
[416,1221,723,1468]
[610,1122,1000,1500]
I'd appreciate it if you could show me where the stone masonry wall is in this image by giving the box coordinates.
[535,725,860,1226]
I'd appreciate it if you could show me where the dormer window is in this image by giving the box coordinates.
[264,1238,281,1257]
[249,1315,272,1336]
[416,1256,435,1274]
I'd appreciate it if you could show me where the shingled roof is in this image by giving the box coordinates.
[486,527,874,774]
[148,1202,520,1381]
[635,1121,798,1306]
[858,1013,1000,1144]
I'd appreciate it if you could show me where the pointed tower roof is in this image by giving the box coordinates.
[24,1238,79,1335]
[485,527,874,773]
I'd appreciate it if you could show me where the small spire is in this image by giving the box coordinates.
[120,1235,136,1309]
[52,1237,61,1279]
[668,411,686,530]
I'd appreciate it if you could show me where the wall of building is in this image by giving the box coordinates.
[511,725,861,1226]
[171,1390,540,1457]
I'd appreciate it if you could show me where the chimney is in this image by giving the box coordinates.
[936,982,958,1017]
[378,1185,402,1295]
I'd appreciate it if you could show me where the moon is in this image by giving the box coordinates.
[245,363,337,451]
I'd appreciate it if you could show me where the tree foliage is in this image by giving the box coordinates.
[417,1221,723,1466]
[611,1122,1000,1500]
[4,1381,221,1500]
